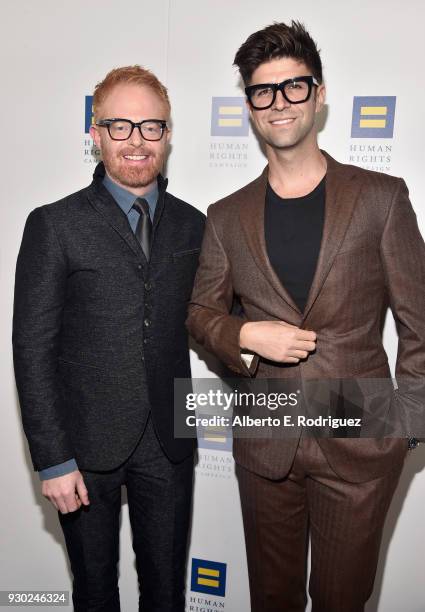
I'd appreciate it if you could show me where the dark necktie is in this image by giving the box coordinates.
[132,198,152,261]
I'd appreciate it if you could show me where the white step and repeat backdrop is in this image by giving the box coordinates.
[2,1,425,611]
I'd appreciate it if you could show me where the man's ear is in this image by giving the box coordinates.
[89,125,101,148]
[246,98,258,128]
[315,84,326,114]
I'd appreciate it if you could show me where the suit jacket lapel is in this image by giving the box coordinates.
[238,167,302,315]
[87,165,170,266]
[302,152,360,320]
[239,152,361,320]
[87,179,145,261]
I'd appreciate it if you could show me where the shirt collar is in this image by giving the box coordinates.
[102,173,159,218]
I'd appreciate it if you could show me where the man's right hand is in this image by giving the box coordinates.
[240,321,316,363]
[41,470,90,514]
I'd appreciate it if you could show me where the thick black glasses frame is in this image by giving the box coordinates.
[96,118,168,141]
[245,76,319,110]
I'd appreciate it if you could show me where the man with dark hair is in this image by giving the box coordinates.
[187,21,425,612]
[13,65,205,611]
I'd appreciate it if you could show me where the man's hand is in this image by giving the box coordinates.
[41,470,90,514]
[240,321,316,363]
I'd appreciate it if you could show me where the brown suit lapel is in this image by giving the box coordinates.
[238,167,302,315]
[302,152,360,320]
[238,151,360,319]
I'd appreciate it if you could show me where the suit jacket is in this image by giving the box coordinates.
[187,151,425,483]
[13,163,205,472]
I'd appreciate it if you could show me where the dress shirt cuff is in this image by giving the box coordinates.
[39,458,78,481]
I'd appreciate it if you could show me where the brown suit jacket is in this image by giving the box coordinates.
[187,152,425,482]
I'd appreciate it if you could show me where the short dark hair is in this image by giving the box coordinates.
[234,21,323,85]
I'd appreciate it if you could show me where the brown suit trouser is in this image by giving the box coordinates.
[236,437,405,612]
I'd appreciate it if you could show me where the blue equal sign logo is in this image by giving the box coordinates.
[85,96,95,133]
[197,417,232,452]
[191,558,227,597]
[211,97,249,136]
[351,96,396,138]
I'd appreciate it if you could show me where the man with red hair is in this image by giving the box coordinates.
[14,65,204,611]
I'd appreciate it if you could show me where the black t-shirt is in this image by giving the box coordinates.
[265,176,326,313]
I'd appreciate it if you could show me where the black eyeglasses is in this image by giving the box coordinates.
[96,118,168,141]
[245,76,319,110]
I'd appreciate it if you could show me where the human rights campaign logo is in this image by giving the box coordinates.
[191,558,227,597]
[85,96,95,133]
[197,426,232,452]
[197,418,232,452]
[351,96,396,138]
[211,97,249,136]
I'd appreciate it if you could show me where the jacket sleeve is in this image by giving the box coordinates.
[380,178,425,436]
[13,206,75,470]
[380,178,425,377]
[186,208,259,376]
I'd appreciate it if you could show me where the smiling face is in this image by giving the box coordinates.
[90,83,170,194]
[247,57,325,154]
